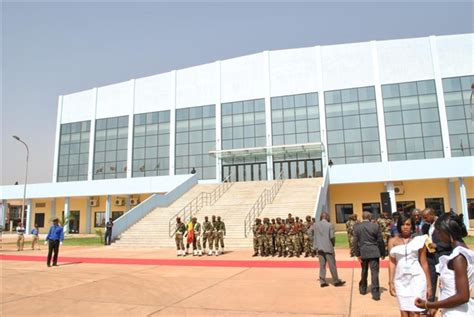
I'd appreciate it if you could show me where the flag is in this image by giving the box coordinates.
[187,221,194,244]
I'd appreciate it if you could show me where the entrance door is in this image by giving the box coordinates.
[222,162,267,182]
[273,159,322,179]
[69,211,80,233]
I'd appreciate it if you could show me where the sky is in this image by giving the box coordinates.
[1,1,473,185]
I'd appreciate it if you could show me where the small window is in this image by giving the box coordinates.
[34,213,45,228]
[336,204,353,223]
[362,203,381,220]
[425,198,445,216]
[112,211,124,221]
[467,199,474,220]
[35,202,46,208]
[94,212,105,227]
[397,201,416,214]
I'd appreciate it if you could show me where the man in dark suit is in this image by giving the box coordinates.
[353,211,385,301]
[313,212,345,287]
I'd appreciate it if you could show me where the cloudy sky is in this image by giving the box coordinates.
[2,1,472,185]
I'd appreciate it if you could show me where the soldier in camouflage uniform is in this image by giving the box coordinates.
[286,218,301,257]
[252,218,262,256]
[303,215,313,257]
[345,214,359,257]
[175,217,187,256]
[207,215,217,256]
[376,211,392,256]
[274,218,286,257]
[271,218,277,254]
[214,216,226,255]
[202,216,213,255]
[265,218,275,256]
[192,217,202,256]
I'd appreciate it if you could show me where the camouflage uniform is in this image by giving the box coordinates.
[345,218,357,257]
[214,217,226,254]
[175,220,186,255]
[193,221,202,254]
[252,219,261,256]
[257,222,267,256]
[377,216,392,256]
[286,220,301,257]
[274,218,286,257]
[265,219,275,256]
[303,216,313,257]
[202,218,213,252]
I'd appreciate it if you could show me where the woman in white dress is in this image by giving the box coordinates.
[414,212,474,316]
[388,213,432,317]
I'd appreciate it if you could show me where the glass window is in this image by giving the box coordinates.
[57,120,91,182]
[336,204,353,224]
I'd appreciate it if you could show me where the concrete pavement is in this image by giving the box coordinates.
[1,245,402,317]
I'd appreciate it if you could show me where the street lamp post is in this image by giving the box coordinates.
[12,136,29,227]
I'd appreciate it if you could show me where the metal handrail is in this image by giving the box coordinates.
[168,174,233,237]
[243,170,284,237]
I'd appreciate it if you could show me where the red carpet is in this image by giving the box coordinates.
[0,254,389,269]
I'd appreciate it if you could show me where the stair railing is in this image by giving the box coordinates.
[243,170,284,237]
[168,174,233,237]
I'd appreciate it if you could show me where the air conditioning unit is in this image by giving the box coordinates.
[130,198,140,206]
[114,198,125,206]
[394,185,405,195]
[89,199,99,207]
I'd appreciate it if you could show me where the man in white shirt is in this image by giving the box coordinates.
[16,222,25,251]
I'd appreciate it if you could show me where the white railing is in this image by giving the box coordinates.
[168,175,233,237]
[243,171,284,237]
[111,174,197,241]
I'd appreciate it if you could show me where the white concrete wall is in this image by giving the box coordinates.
[269,47,318,97]
[436,33,474,78]
[221,52,266,103]
[321,41,375,91]
[134,72,175,114]
[377,37,434,84]
[176,63,217,108]
[329,157,474,185]
[96,81,134,119]
[0,174,195,200]
[61,89,96,123]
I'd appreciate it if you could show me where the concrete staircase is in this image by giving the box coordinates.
[113,183,219,248]
[194,180,275,248]
[258,178,323,221]
[114,178,323,249]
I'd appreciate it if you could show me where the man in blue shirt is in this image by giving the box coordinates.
[45,218,64,267]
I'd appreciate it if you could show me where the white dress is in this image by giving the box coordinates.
[390,235,428,312]
[436,246,474,317]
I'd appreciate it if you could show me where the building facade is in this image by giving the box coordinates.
[1,33,473,233]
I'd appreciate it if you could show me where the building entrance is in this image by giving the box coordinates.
[222,162,267,182]
[273,159,322,179]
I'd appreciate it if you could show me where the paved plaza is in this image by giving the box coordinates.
[0,242,405,317]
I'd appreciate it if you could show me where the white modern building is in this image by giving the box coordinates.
[1,33,473,236]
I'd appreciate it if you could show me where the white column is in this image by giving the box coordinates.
[87,88,98,180]
[429,35,451,158]
[215,61,222,181]
[459,177,470,230]
[169,70,177,176]
[371,41,388,162]
[50,198,56,219]
[385,182,397,214]
[263,51,273,180]
[126,79,136,178]
[105,195,111,222]
[126,195,132,212]
[315,46,328,169]
[64,197,70,233]
[448,179,457,211]
[25,199,33,233]
[52,96,64,182]
[85,199,92,233]
[1,200,7,229]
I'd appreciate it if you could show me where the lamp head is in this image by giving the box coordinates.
[12,135,20,141]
